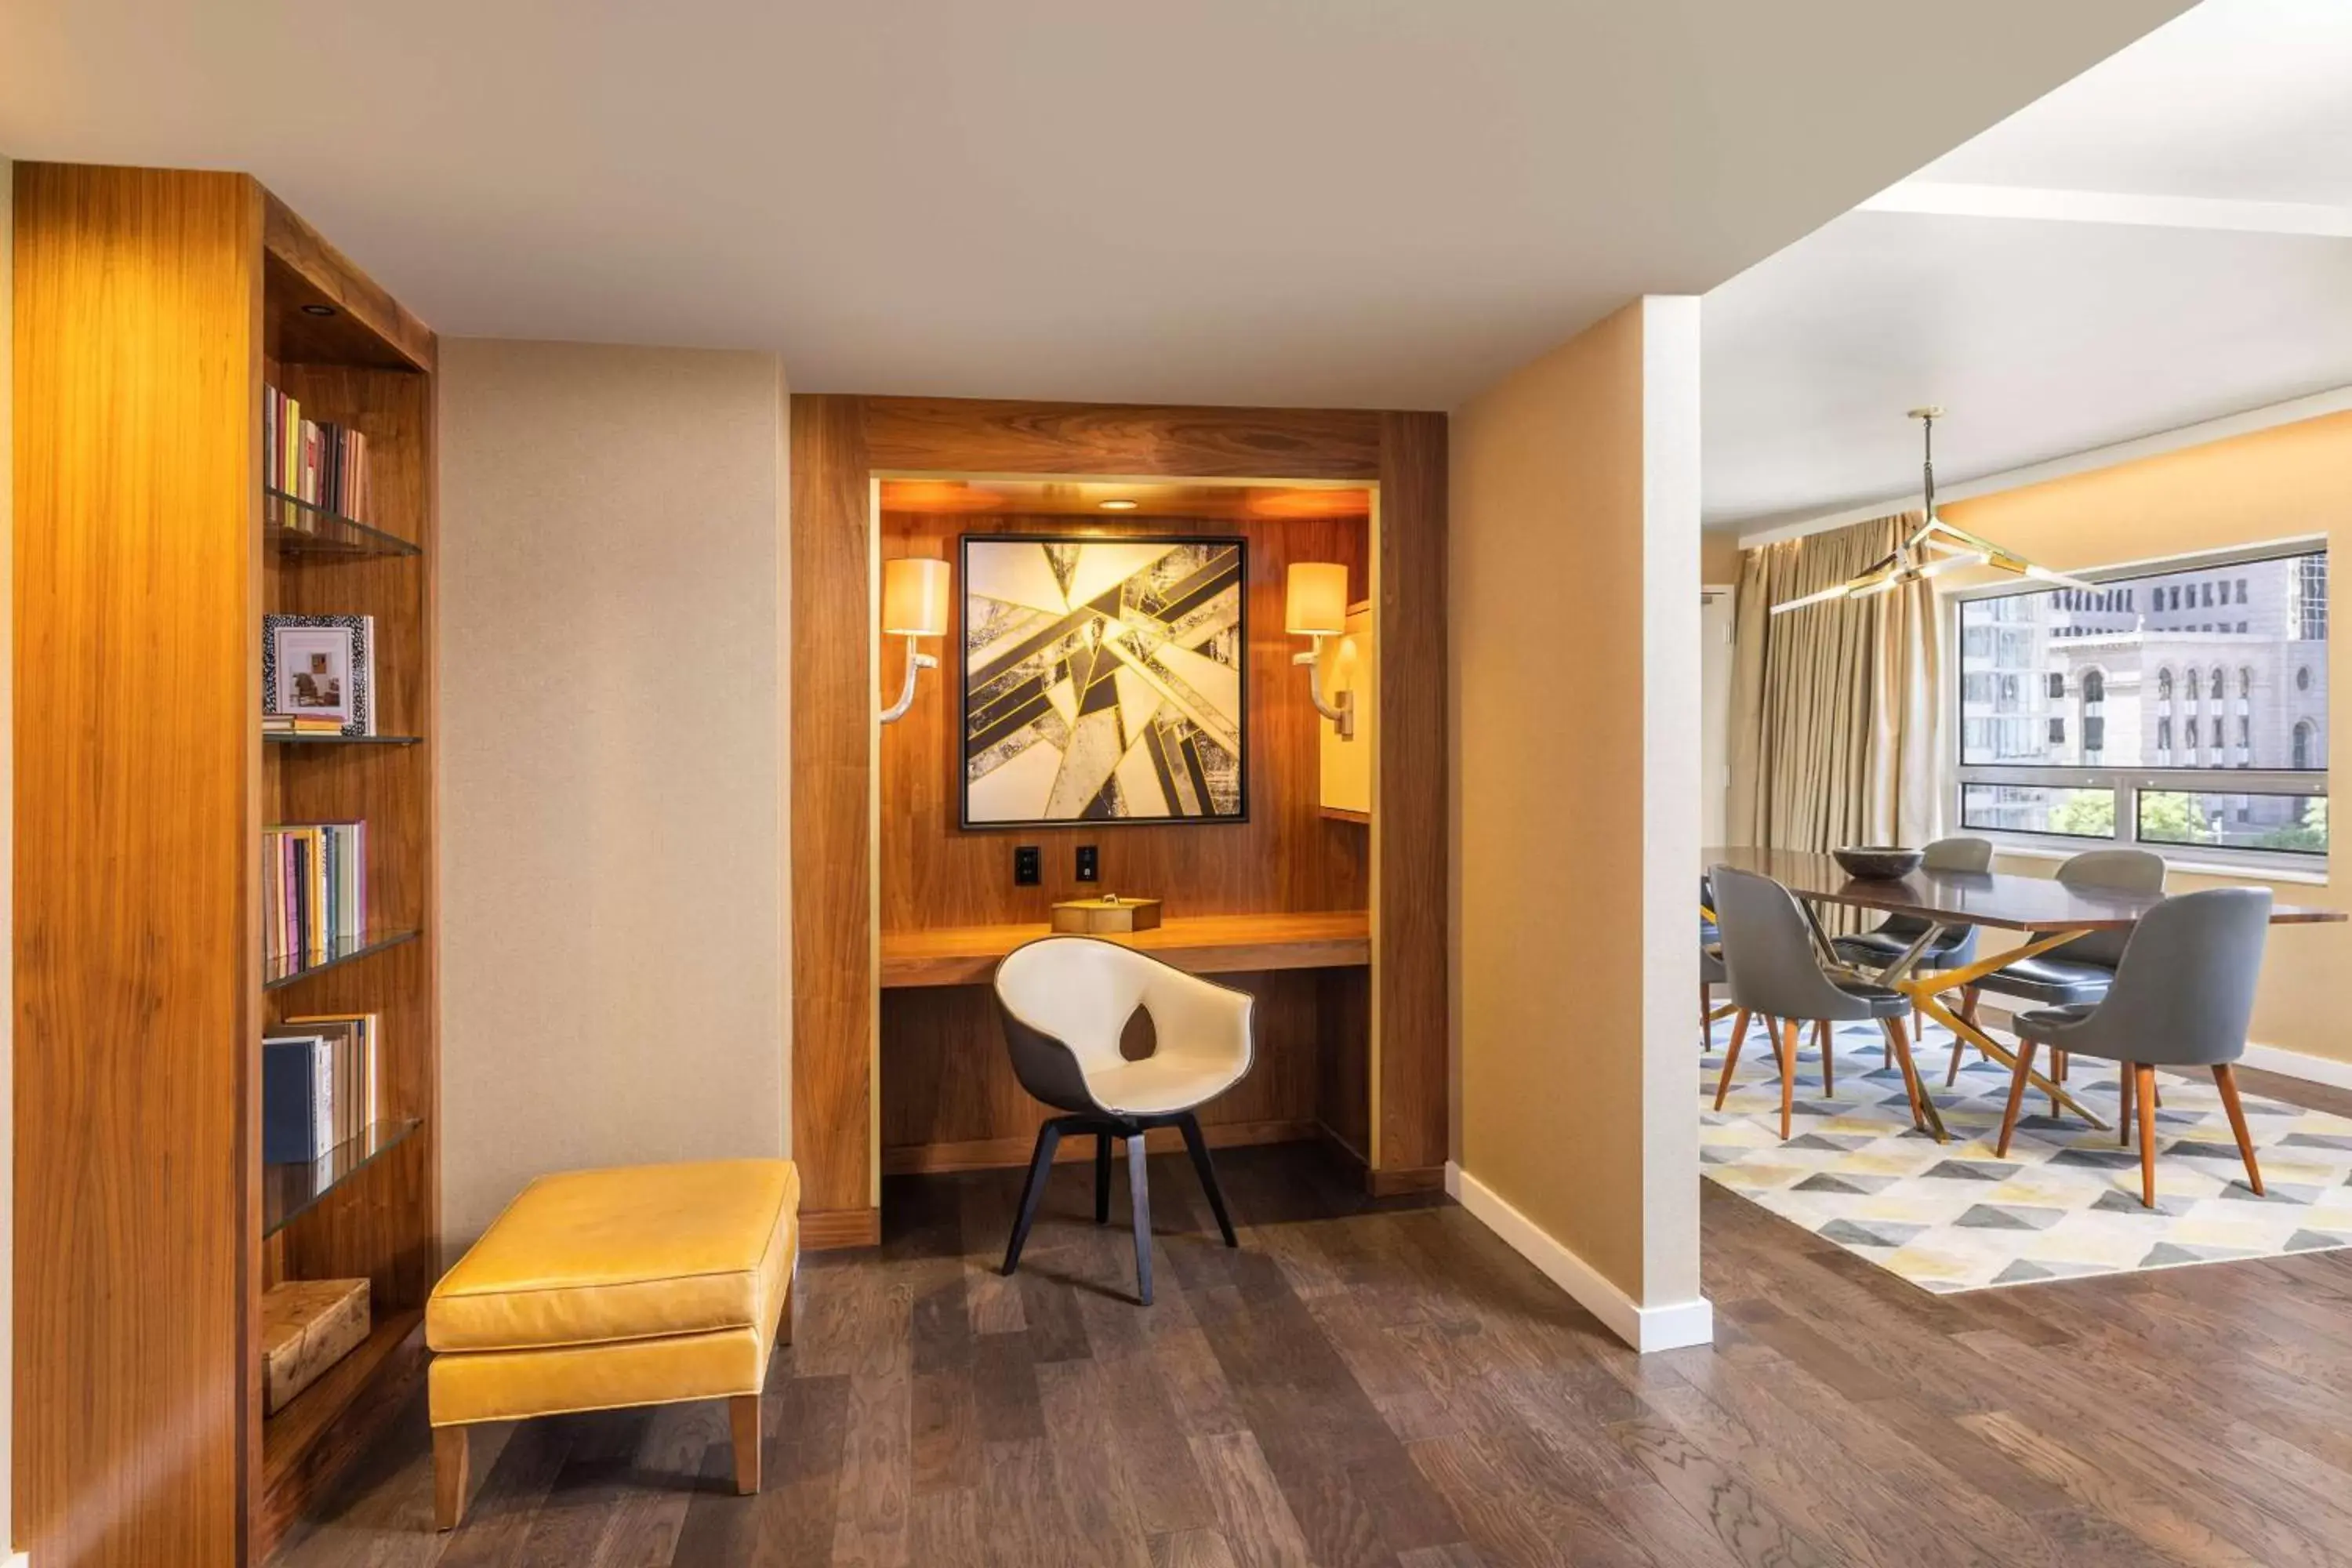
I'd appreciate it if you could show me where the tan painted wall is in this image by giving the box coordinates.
[438,339,790,1250]
[1451,298,1703,1307]
[1943,412,2350,1064]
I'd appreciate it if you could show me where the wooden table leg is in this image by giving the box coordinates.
[1911,990,2109,1133]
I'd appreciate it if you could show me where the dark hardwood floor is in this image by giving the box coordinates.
[278,1070,2352,1568]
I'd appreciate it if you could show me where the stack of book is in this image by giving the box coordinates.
[263,822,366,966]
[263,715,346,738]
[262,1013,381,1163]
[264,383,372,520]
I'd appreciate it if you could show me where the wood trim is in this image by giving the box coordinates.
[1320,806,1372,826]
[1374,412,1450,1173]
[881,913,1370,988]
[260,192,435,372]
[789,396,878,1219]
[862,396,1385,481]
[1367,1164,1449,1198]
[13,162,265,1568]
[883,1117,1317,1175]
[799,1207,884,1251]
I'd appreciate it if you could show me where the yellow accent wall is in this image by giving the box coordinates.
[1943,411,2351,1065]
[1451,298,1703,1309]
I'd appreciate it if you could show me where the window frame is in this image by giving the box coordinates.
[1948,537,2328,873]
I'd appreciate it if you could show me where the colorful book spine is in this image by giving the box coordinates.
[263,822,367,964]
[262,384,373,521]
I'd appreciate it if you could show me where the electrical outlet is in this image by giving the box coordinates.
[1076,845,1100,883]
[1014,845,1041,887]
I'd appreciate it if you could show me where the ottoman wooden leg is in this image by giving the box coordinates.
[434,1425,469,1531]
[779,1266,794,1347]
[731,1393,764,1494]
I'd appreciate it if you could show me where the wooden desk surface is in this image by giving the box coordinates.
[1706,845,2346,932]
[881,910,1372,988]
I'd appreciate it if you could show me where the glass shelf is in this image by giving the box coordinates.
[263,1117,422,1237]
[265,731,423,747]
[263,927,421,991]
[263,488,422,559]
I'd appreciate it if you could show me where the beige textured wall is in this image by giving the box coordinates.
[439,339,789,1250]
[1451,297,1703,1308]
[1943,413,2350,1064]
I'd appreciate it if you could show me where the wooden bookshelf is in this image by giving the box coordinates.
[13,164,439,1567]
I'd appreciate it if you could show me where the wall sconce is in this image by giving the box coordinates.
[1285,562,1355,741]
[880,557,949,724]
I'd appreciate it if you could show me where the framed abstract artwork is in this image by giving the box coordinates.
[960,534,1248,827]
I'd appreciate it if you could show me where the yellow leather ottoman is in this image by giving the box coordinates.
[426,1158,798,1529]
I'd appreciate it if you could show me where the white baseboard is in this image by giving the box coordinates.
[1445,1162,1714,1354]
[2239,1041,2352,1093]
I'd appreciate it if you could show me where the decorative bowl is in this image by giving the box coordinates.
[1834,845,1924,880]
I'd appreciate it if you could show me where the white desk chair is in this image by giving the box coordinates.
[992,936,1252,1304]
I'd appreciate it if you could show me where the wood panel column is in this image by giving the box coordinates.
[1374,411,1450,1188]
[789,394,881,1245]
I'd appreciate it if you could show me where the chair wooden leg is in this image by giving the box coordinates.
[1995,1039,2038,1158]
[1713,1009,1751,1110]
[1002,1120,1065,1276]
[1127,1132,1155,1305]
[1776,1018,1798,1140]
[2049,1048,2067,1116]
[1176,1112,1239,1247]
[1700,978,1711,1040]
[1883,1014,1929,1133]
[730,1392,763,1495]
[2135,1065,2159,1207]
[434,1425,469,1531]
[2119,1063,2134,1148]
[2214,1065,2264,1197]
[1945,985,1984,1086]
[1815,1018,1835,1098]
[1094,1131,1113,1225]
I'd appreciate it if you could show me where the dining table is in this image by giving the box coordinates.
[1703,844,2348,1144]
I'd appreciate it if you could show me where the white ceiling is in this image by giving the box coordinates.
[0,1,2187,410]
[1705,0,2352,532]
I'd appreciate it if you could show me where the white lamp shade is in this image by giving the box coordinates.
[883,557,950,637]
[1285,562,1348,637]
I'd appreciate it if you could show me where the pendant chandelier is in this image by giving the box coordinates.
[1769,408,2096,615]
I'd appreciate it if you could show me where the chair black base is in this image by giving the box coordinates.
[1001,1109,1238,1305]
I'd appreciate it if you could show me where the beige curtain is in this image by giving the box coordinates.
[1726,514,1943,852]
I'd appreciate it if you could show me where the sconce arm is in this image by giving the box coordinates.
[1294,637,1356,740]
[880,636,938,725]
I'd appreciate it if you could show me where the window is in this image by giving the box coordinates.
[1955,545,2328,860]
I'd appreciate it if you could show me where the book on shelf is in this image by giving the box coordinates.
[263,714,346,735]
[261,1012,379,1163]
[263,822,367,967]
[264,383,372,522]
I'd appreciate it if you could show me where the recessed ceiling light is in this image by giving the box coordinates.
[1098,499,1140,511]
[300,303,338,317]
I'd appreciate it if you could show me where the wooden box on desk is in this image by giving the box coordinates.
[261,1278,372,1414]
[1051,897,1164,935]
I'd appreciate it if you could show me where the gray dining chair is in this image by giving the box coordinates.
[1996,887,2271,1208]
[1831,836,1992,1051]
[1708,864,1932,1139]
[1956,847,2165,1089]
[993,936,1249,1305]
[1700,876,1727,1042]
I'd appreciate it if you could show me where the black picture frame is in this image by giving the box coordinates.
[957,532,1250,830]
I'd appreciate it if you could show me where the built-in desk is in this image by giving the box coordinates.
[880,910,1372,989]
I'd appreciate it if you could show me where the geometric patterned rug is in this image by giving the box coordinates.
[1701,1014,2352,1292]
